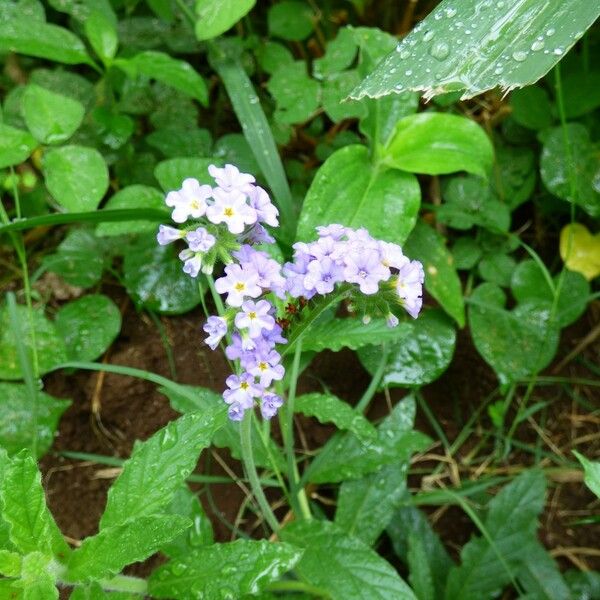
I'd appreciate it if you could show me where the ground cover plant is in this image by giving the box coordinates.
[0,0,599,598]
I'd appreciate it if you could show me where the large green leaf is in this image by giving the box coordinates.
[517,541,570,600]
[297,145,420,244]
[573,451,600,499]
[0,383,70,458]
[0,124,37,169]
[84,10,118,63]
[405,221,465,326]
[445,470,546,600]
[350,0,600,101]
[154,157,221,192]
[99,410,225,530]
[22,84,85,145]
[359,310,456,388]
[43,146,109,212]
[281,520,417,600]
[268,1,314,41]
[67,515,189,581]
[0,19,92,65]
[194,0,256,40]
[382,113,493,178]
[149,540,302,598]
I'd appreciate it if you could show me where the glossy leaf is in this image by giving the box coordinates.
[84,10,118,62]
[43,146,109,212]
[99,410,226,529]
[573,450,600,499]
[509,86,553,130]
[359,310,456,388]
[408,534,436,600]
[322,71,367,122]
[0,383,70,458]
[67,515,189,581]
[490,142,536,210]
[54,294,121,362]
[562,70,600,118]
[149,539,302,598]
[478,253,516,287]
[518,541,571,600]
[0,124,37,169]
[350,0,600,101]
[154,157,221,192]
[146,127,212,159]
[405,221,465,326]
[281,520,417,600]
[451,237,482,270]
[314,27,358,79]
[298,145,420,244]
[559,223,600,281]
[295,392,376,441]
[46,0,116,24]
[69,583,138,599]
[268,1,314,41]
[382,113,494,177]
[194,0,256,40]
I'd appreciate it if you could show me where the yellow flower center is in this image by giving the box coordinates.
[259,362,268,371]
[235,282,245,292]
[191,199,200,210]
[240,382,249,390]
[248,311,257,319]
[224,207,234,217]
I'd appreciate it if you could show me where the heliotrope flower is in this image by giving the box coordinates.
[208,164,255,194]
[396,260,424,319]
[235,299,276,338]
[165,178,212,223]
[203,316,228,350]
[214,263,262,307]
[223,373,262,409]
[186,227,216,252]
[261,393,284,420]
[343,249,390,295]
[247,185,279,227]
[178,249,202,278]
[247,348,285,387]
[206,188,257,234]
[157,224,185,246]
[304,257,344,295]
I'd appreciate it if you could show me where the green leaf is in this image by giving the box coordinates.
[573,450,600,499]
[517,541,570,600]
[146,127,212,159]
[154,157,221,192]
[0,383,70,458]
[0,549,21,576]
[194,0,256,41]
[22,84,85,145]
[115,51,208,106]
[350,1,600,101]
[468,283,560,383]
[295,393,376,441]
[358,310,456,388]
[122,234,202,315]
[509,86,553,130]
[43,146,109,212]
[0,452,70,559]
[451,237,482,270]
[281,520,417,600]
[149,539,302,598]
[407,533,436,600]
[99,410,225,529]
[511,260,590,327]
[268,1,314,41]
[54,295,121,362]
[322,71,367,122]
[18,551,58,599]
[96,186,165,237]
[490,142,536,210]
[0,304,67,380]
[0,0,45,23]
[313,27,358,79]
[298,145,420,244]
[540,123,600,218]
[0,19,92,65]
[69,583,138,599]
[478,253,516,287]
[562,70,600,118]
[30,68,95,108]
[67,515,189,581]
[382,113,493,177]
[47,0,116,24]
[84,10,118,62]
[306,397,431,483]
[405,221,465,326]
[445,470,547,600]
[0,124,37,169]
[565,570,600,599]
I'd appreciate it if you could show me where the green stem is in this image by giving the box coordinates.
[355,343,388,413]
[240,411,280,532]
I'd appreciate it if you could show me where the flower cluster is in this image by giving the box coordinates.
[158,164,424,422]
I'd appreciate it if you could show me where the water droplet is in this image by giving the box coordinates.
[497,0,505,7]
[429,41,450,60]
[531,40,544,51]
[423,30,434,42]
[553,47,564,55]
[405,69,413,76]
[445,7,457,17]
[222,565,237,576]
[512,50,527,62]
[546,28,555,37]
[159,427,178,449]
[495,66,504,75]
[399,49,410,59]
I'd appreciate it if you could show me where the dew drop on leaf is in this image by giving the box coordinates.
[512,50,528,62]
[430,41,450,60]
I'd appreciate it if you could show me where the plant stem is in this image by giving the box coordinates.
[355,343,388,413]
[240,410,280,532]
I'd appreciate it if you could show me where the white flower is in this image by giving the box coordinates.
[165,178,212,223]
[206,188,257,234]
[178,249,202,278]
[247,185,279,227]
[379,241,409,270]
[396,260,424,319]
[208,163,255,193]
[214,263,262,307]
[234,299,275,338]
[186,227,216,252]
[156,224,184,245]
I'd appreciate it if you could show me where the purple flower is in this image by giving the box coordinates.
[304,257,344,295]
[343,249,390,294]
[233,245,285,292]
[223,373,261,409]
[283,255,314,299]
[316,224,347,240]
[157,224,184,246]
[245,223,275,244]
[214,263,262,307]
[209,164,255,194]
[247,185,279,227]
[248,349,285,387]
[235,299,276,338]
[228,402,245,421]
[203,316,228,350]
[263,323,287,345]
[379,241,409,270]
[308,236,340,261]
[386,313,399,328]
[178,249,202,278]
[206,188,257,234]
[396,260,424,319]
[165,178,212,223]
[186,227,216,252]
[260,393,284,420]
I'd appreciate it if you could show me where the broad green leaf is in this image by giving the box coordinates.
[0,124,37,169]
[16,551,58,599]
[257,41,294,75]
[562,70,600,118]
[46,0,116,24]
[30,68,95,109]
[67,515,189,581]
[99,410,225,529]
[405,221,465,326]
[96,186,165,237]
[90,107,134,150]
[518,541,570,600]
[146,128,213,159]
[281,520,417,600]
[468,283,560,383]
[0,452,70,559]
[0,449,14,550]
[268,1,314,41]
[306,397,431,483]
[407,534,436,600]
[509,86,553,130]
[540,124,600,217]
[0,19,92,65]
[359,310,456,388]
[295,393,376,441]
[451,237,482,270]
[0,304,67,380]
[70,583,138,599]
[154,157,221,192]
[54,295,121,362]
[565,570,600,599]
[122,235,202,315]
[22,84,85,145]
[214,134,259,176]
[0,549,21,576]
[0,383,70,458]
[478,253,516,287]
[350,0,600,101]
[84,10,118,62]
[511,260,590,327]
[115,51,208,106]
[194,0,256,41]
[43,146,109,212]
[0,0,45,22]
[559,223,600,281]
[573,451,600,499]
[322,71,367,122]
[297,145,420,244]
[445,470,547,600]
[149,539,302,598]
[490,142,536,210]
[314,27,358,79]
[382,113,494,178]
